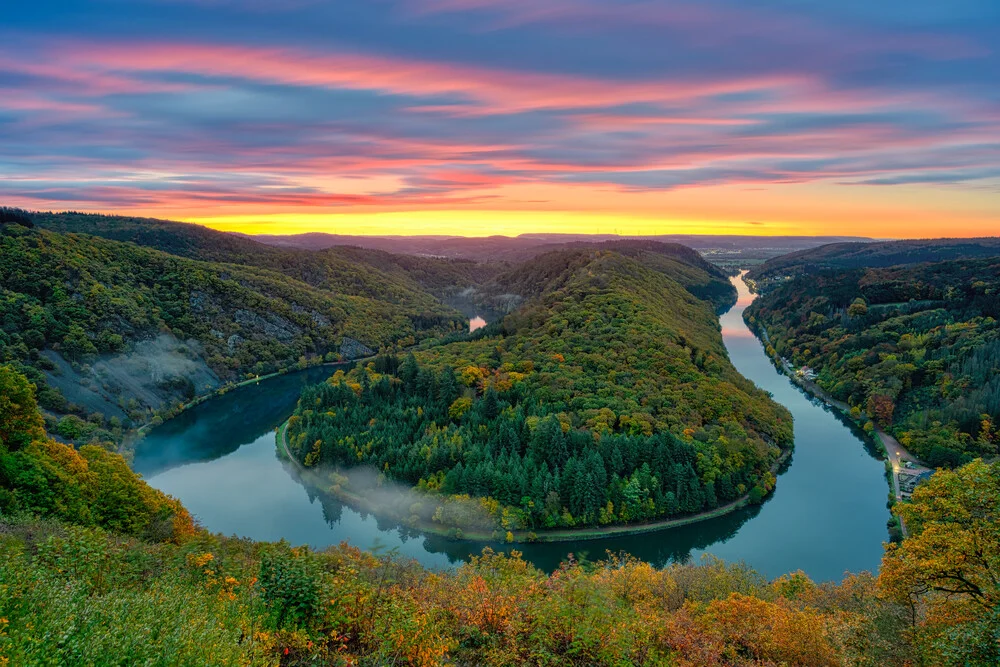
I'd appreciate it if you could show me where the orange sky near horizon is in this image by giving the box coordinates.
[180,180,1000,239]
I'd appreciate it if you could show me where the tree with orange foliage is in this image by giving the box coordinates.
[696,593,841,666]
[879,459,1000,665]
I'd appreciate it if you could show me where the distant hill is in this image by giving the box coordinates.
[26,210,737,312]
[254,230,871,262]
[29,211,489,302]
[747,237,1000,290]
[492,239,737,312]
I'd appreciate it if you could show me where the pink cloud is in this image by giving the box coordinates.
[40,39,808,113]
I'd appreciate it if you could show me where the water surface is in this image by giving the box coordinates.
[136,276,889,580]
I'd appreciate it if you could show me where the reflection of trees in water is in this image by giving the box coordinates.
[290,456,769,573]
[420,501,765,572]
[318,492,344,526]
[135,358,786,574]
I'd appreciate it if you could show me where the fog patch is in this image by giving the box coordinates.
[294,463,496,539]
[43,334,220,422]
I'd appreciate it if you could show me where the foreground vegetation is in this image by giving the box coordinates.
[288,248,791,535]
[746,259,1000,467]
[3,364,1000,664]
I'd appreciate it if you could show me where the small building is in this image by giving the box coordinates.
[899,469,934,496]
[796,366,818,381]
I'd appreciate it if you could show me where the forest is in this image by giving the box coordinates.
[2,363,998,665]
[746,258,1000,467]
[288,248,791,534]
[747,237,1000,292]
[0,219,466,445]
[1,210,739,453]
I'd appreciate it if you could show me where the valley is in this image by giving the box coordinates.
[2,213,999,665]
[132,273,889,581]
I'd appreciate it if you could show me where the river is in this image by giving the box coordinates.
[133,275,889,580]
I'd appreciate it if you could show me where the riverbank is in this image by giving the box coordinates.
[126,358,365,452]
[137,272,889,579]
[276,417,792,544]
[747,317,931,538]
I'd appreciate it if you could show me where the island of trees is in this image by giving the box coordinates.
[286,247,792,536]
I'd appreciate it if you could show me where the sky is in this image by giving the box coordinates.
[2,1,999,238]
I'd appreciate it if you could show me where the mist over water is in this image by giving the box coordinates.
[136,275,889,579]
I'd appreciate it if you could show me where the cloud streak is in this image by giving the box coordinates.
[1,0,998,235]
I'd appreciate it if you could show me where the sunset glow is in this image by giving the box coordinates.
[3,1,999,237]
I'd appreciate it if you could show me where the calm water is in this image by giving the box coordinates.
[135,276,889,580]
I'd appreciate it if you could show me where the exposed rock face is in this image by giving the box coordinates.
[291,304,332,328]
[227,334,245,354]
[340,337,374,360]
[311,310,331,328]
[233,309,300,341]
[189,290,207,312]
[41,334,220,421]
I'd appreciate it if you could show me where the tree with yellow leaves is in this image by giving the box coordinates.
[879,459,1000,665]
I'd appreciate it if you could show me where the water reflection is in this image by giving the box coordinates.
[134,365,344,477]
[136,274,889,580]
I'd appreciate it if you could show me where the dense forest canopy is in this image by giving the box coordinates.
[746,258,1000,467]
[0,223,464,443]
[288,249,790,533]
[2,363,997,665]
[29,210,490,305]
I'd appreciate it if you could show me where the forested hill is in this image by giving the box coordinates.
[287,248,791,534]
[745,257,1000,467]
[28,211,729,307]
[0,222,464,444]
[508,240,737,311]
[28,209,492,301]
[747,237,1000,291]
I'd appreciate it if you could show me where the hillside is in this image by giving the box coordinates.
[0,223,464,443]
[745,258,1000,467]
[29,210,493,306]
[747,237,1000,291]
[505,240,737,311]
[287,248,790,535]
